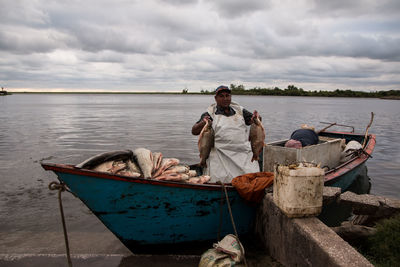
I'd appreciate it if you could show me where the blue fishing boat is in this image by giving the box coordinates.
[41,130,375,253]
[41,161,256,253]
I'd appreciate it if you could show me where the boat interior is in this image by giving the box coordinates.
[262,134,361,173]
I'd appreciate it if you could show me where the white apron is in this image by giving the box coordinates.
[204,102,260,183]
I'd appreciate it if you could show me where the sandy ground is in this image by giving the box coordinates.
[0,228,280,267]
[0,229,200,266]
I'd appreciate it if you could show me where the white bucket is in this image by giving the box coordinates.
[273,163,324,218]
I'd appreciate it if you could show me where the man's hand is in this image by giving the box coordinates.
[202,115,211,124]
[192,115,212,135]
[251,110,261,123]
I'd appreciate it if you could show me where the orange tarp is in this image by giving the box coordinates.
[231,172,274,203]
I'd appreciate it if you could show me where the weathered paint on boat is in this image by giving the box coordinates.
[41,163,256,253]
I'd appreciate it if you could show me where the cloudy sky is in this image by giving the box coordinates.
[1,0,399,92]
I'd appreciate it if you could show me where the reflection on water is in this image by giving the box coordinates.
[0,94,399,234]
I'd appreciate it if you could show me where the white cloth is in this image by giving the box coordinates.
[204,101,260,183]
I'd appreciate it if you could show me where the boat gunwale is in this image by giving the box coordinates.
[41,162,235,191]
[41,130,376,190]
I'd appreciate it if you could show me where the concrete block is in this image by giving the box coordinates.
[339,192,400,216]
[255,194,373,267]
[323,187,341,205]
[339,191,380,214]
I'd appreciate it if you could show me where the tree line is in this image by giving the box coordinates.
[195,84,400,98]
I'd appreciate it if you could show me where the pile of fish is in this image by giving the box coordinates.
[77,149,210,184]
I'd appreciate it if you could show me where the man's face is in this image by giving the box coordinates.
[215,91,231,108]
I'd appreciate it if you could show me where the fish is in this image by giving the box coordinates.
[198,119,214,167]
[249,111,265,162]
[92,160,142,178]
[109,160,127,174]
[187,175,211,184]
[117,170,142,178]
[162,165,189,174]
[127,159,142,174]
[151,152,163,175]
[116,159,144,178]
[155,173,189,181]
[188,170,197,177]
[92,160,114,172]
[133,148,153,178]
[152,158,180,177]
[92,160,126,173]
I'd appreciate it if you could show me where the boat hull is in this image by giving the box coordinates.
[44,165,256,253]
[325,162,367,189]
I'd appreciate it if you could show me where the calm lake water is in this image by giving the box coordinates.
[0,94,399,235]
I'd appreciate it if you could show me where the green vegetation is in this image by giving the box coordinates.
[200,84,400,98]
[360,213,400,267]
[9,84,400,98]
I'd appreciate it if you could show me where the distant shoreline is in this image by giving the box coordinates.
[7,91,399,99]
[380,96,400,100]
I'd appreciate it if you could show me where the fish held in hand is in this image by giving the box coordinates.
[249,112,265,162]
[198,119,214,167]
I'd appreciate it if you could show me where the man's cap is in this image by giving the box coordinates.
[215,85,231,95]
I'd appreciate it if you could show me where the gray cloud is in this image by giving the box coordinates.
[0,0,49,26]
[0,0,399,92]
[206,0,270,18]
[311,0,400,17]
[158,0,198,5]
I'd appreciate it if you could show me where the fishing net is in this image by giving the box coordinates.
[231,172,274,203]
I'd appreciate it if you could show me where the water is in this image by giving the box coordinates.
[0,94,399,236]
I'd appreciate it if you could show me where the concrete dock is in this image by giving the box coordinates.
[255,187,400,266]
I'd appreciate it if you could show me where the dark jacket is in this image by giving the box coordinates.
[290,129,319,147]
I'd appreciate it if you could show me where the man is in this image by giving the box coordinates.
[192,85,260,183]
[285,124,319,148]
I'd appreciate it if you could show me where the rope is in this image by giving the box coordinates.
[218,185,224,241]
[221,183,248,267]
[49,181,73,267]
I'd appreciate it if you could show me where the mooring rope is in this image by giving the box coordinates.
[48,181,73,267]
[218,185,224,241]
[221,183,248,267]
